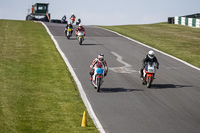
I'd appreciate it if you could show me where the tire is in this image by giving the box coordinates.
[67,36,70,39]
[97,78,101,92]
[147,76,152,88]
[79,38,82,45]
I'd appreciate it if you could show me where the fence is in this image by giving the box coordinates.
[174,16,200,28]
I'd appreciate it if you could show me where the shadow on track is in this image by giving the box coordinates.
[150,84,193,89]
[81,43,103,46]
[100,88,143,93]
[66,37,77,40]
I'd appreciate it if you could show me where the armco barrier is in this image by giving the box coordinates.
[174,16,200,28]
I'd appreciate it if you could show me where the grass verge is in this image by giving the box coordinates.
[101,22,200,68]
[0,20,98,133]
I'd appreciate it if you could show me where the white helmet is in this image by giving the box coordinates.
[72,13,74,15]
[98,54,104,62]
[148,50,155,59]
[79,24,82,27]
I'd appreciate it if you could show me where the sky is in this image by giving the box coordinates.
[0,0,200,25]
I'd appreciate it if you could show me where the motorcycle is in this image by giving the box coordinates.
[91,63,105,92]
[71,17,75,24]
[76,31,84,45]
[65,27,72,39]
[61,16,67,24]
[141,61,157,88]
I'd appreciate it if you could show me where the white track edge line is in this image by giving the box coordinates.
[97,26,200,71]
[41,22,106,133]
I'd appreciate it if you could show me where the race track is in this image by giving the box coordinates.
[44,22,200,133]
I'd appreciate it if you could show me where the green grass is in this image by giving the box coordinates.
[102,22,200,68]
[0,20,98,133]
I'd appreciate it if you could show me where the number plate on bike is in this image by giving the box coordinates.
[148,68,154,72]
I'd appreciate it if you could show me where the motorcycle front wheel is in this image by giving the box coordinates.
[97,78,101,92]
[147,76,152,88]
[79,37,83,45]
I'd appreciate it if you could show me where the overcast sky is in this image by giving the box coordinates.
[0,0,200,25]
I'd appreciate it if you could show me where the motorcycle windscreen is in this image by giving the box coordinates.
[145,62,156,72]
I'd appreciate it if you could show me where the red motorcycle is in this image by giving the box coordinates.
[71,17,75,24]
[142,61,157,88]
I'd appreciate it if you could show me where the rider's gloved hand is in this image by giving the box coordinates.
[89,71,94,75]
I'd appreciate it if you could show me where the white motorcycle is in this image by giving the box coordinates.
[77,31,84,45]
[91,63,105,92]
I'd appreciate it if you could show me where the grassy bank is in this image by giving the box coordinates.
[0,20,98,133]
[102,23,200,68]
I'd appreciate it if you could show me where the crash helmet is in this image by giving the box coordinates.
[148,50,155,59]
[71,13,74,15]
[98,54,104,62]
[79,24,82,27]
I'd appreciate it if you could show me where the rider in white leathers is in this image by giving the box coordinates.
[90,54,108,80]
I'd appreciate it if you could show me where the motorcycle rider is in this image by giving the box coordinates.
[140,50,159,80]
[70,13,76,18]
[61,15,67,23]
[75,24,86,36]
[76,18,81,25]
[70,13,76,22]
[90,54,108,81]
[65,22,74,34]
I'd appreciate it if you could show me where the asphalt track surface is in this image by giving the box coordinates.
[45,22,200,133]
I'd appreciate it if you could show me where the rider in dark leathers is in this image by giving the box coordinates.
[65,22,74,34]
[70,13,76,19]
[62,15,66,22]
[76,18,81,25]
[140,50,159,79]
